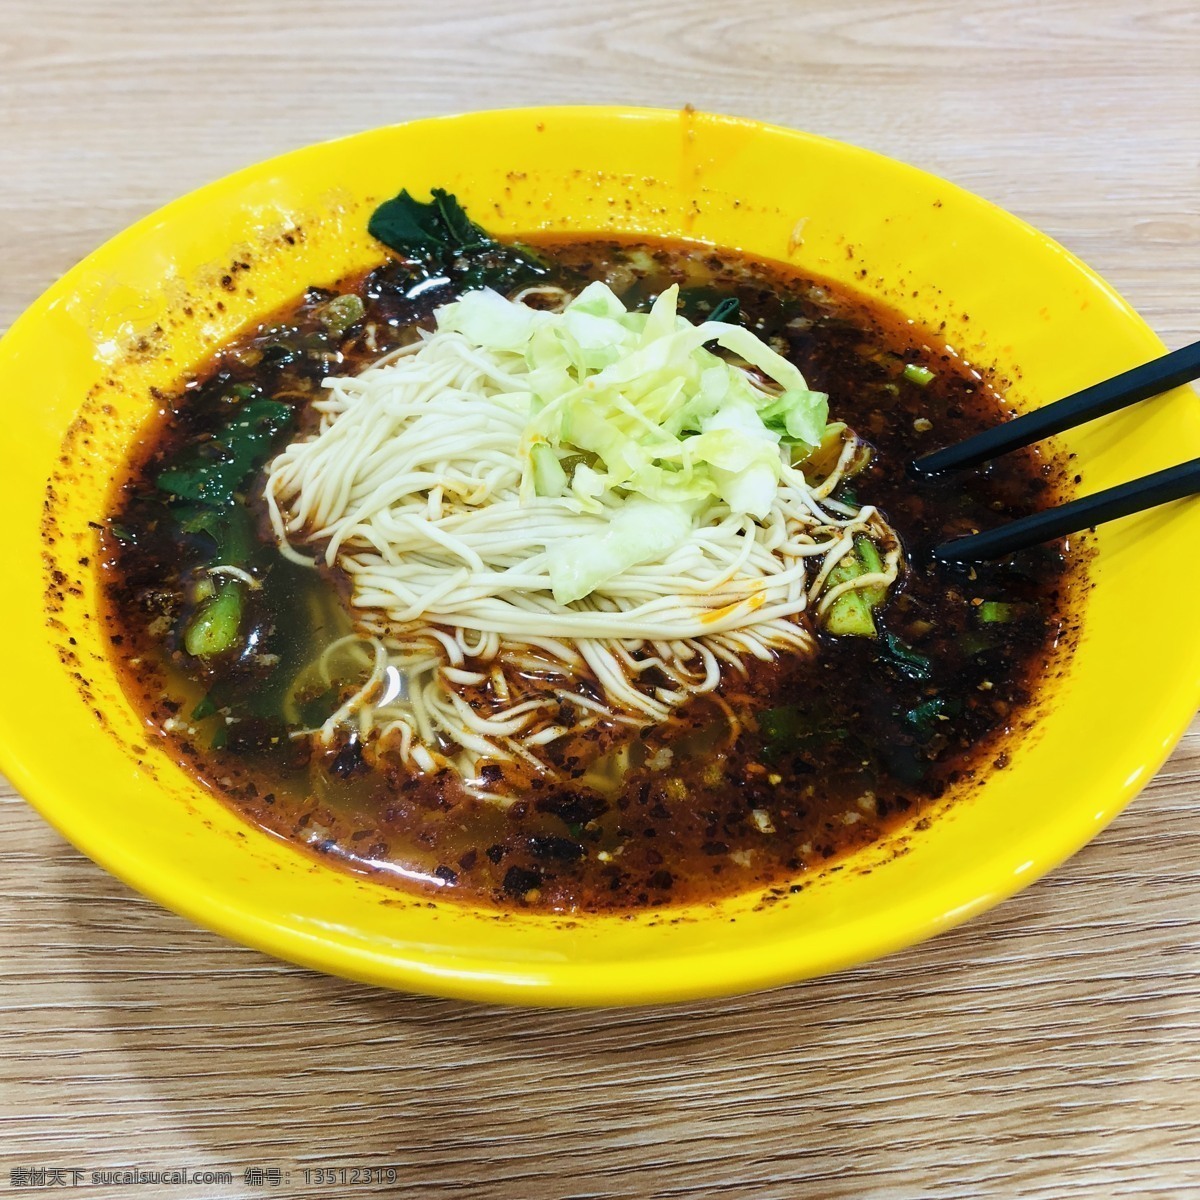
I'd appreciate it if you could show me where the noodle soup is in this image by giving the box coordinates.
[101,195,1078,912]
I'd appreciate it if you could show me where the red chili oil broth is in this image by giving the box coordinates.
[99,236,1081,913]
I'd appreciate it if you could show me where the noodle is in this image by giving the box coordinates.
[265,293,900,779]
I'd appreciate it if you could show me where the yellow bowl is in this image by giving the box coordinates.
[3,107,1197,1006]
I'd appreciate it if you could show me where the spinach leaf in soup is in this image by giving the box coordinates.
[368,187,551,293]
[155,399,295,508]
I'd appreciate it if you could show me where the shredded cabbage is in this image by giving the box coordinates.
[548,499,694,605]
[434,281,830,600]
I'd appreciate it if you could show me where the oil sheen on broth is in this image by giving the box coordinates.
[101,233,1077,912]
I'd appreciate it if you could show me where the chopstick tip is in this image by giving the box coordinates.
[908,452,950,478]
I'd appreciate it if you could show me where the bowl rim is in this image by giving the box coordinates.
[3,104,1197,1006]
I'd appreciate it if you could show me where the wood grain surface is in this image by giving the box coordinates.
[2,1,1198,1196]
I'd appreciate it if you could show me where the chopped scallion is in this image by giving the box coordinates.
[319,294,366,338]
[184,583,243,657]
[978,600,1018,623]
[903,363,936,386]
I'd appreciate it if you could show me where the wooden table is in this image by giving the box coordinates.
[3,2,1198,1196]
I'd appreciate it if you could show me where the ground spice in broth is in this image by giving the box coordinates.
[100,235,1080,912]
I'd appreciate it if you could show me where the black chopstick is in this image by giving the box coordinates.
[912,339,1200,475]
[932,456,1200,562]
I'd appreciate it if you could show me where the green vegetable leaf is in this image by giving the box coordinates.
[368,188,548,293]
[903,694,962,740]
[882,631,933,680]
[756,704,851,765]
[156,399,294,508]
[296,685,341,729]
[677,288,740,325]
[369,188,492,256]
[759,706,805,746]
[370,189,458,253]
[709,297,740,324]
[433,189,489,250]
[176,503,255,565]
